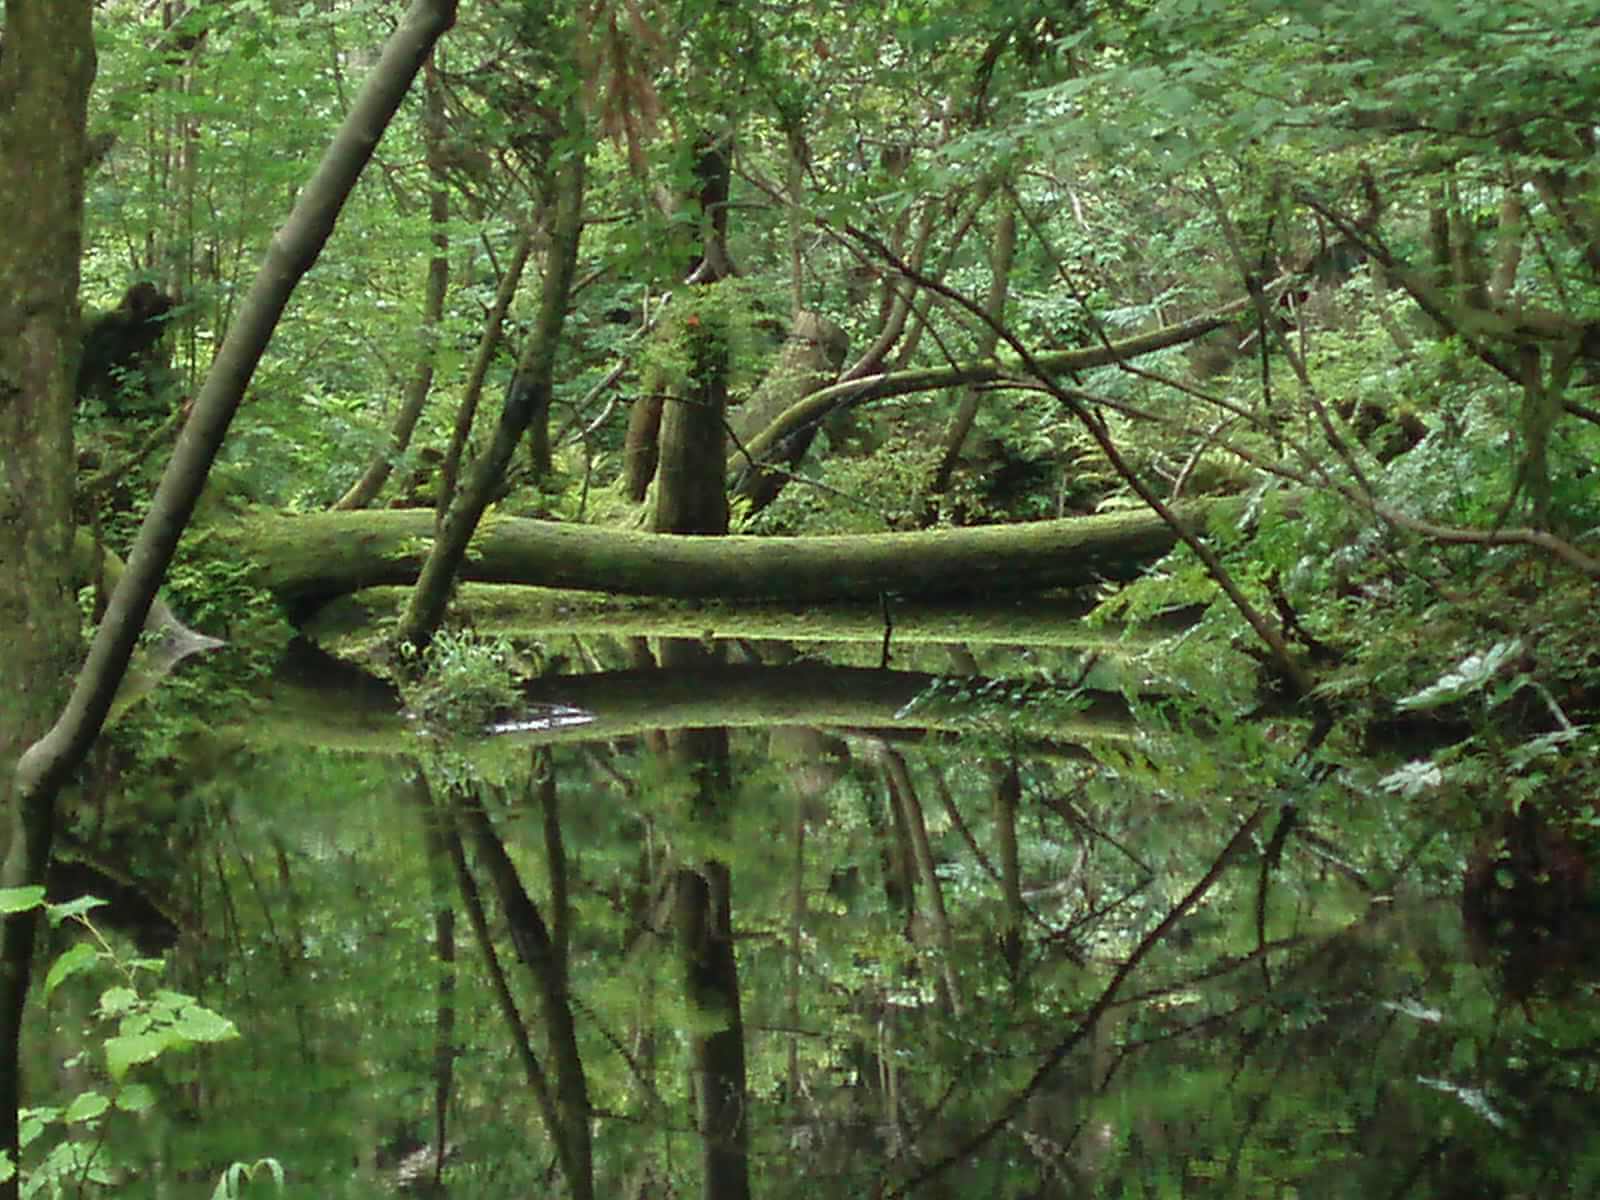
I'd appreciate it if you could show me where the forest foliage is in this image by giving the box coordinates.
[10,0,1600,1194]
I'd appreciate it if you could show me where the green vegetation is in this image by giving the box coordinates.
[4,0,1599,1195]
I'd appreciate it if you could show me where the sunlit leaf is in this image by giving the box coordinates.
[172,1005,241,1044]
[1397,640,1522,710]
[62,1092,111,1124]
[43,943,101,1000]
[1377,760,1443,797]
[0,887,45,916]
[1415,1075,1506,1128]
[105,1032,172,1082]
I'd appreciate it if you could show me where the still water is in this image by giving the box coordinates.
[41,605,1600,1197]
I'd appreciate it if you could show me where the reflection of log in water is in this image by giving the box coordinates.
[517,664,1139,745]
[307,586,1201,650]
[253,650,1142,753]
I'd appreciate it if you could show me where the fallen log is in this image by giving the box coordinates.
[225,498,1237,620]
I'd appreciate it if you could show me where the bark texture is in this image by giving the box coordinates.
[0,3,96,1190]
[232,497,1233,615]
[20,0,461,802]
[727,310,849,512]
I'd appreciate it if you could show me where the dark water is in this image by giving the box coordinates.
[41,617,1600,1197]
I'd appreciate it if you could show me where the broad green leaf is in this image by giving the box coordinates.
[105,1031,173,1082]
[43,943,100,1000]
[116,1083,157,1113]
[173,1005,240,1044]
[16,1108,53,1148]
[63,1091,111,1124]
[97,985,140,1016]
[46,894,108,925]
[0,887,45,915]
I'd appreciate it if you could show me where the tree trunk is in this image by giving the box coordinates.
[0,5,96,1189]
[651,310,731,534]
[230,496,1234,615]
[729,303,1252,478]
[254,661,1145,755]
[457,792,594,1200]
[649,129,735,536]
[727,311,849,513]
[877,744,962,1015]
[622,392,664,503]
[439,226,535,516]
[415,776,456,1190]
[398,96,584,649]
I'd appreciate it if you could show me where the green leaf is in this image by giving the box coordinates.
[46,894,108,925]
[63,1091,111,1124]
[116,1083,157,1113]
[97,985,140,1016]
[43,943,100,1000]
[104,1031,172,1082]
[212,1157,286,1200]
[16,1108,50,1149]
[172,1005,240,1044]
[1396,640,1522,711]
[0,887,45,915]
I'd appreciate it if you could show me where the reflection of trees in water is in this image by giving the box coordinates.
[61,640,1600,1197]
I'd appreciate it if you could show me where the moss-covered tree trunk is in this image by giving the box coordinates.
[652,308,732,534]
[230,497,1231,615]
[728,310,849,513]
[650,130,735,536]
[0,3,95,1189]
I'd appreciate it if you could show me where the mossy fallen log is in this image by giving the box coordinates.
[224,498,1238,619]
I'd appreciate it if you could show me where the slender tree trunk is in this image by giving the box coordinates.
[877,743,962,1015]
[438,226,535,519]
[457,790,594,1200]
[0,5,95,1191]
[437,783,557,1147]
[415,774,456,1188]
[337,52,451,510]
[399,99,584,649]
[622,393,664,503]
[994,759,1025,982]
